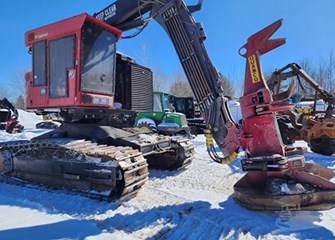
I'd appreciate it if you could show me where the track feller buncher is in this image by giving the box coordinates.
[0,0,334,210]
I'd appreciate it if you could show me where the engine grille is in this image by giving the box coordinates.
[130,64,153,111]
[115,53,153,111]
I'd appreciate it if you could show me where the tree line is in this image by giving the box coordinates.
[157,71,235,98]
[297,53,335,97]
[264,52,335,102]
[163,52,335,101]
[2,52,335,110]
[1,69,26,110]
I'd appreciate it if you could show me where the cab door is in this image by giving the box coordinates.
[27,36,76,109]
[26,40,48,108]
[48,35,76,106]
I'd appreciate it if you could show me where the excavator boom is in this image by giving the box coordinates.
[93,1,335,210]
[94,0,240,159]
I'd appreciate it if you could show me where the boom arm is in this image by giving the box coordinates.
[268,63,335,105]
[94,0,240,160]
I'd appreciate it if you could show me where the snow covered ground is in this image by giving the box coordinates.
[0,111,334,240]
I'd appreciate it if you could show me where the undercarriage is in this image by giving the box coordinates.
[0,122,194,201]
[0,140,148,200]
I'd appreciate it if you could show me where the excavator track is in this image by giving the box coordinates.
[39,123,196,172]
[120,128,195,170]
[0,139,149,201]
[144,137,195,171]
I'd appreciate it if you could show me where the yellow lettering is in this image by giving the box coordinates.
[248,55,261,84]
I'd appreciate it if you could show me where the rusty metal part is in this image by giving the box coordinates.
[300,118,335,155]
[234,162,335,211]
[0,140,149,201]
[301,118,335,142]
[267,61,335,156]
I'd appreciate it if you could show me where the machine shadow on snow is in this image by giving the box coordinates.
[0,219,101,240]
[304,152,335,169]
[148,168,187,179]
[99,197,333,239]
[0,183,122,217]
[0,184,333,239]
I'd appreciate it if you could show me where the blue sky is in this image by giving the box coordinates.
[1,0,335,97]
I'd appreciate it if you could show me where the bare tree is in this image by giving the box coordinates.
[168,71,234,98]
[299,57,315,78]
[298,53,335,98]
[218,72,234,98]
[14,95,25,110]
[0,88,7,99]
[8,68,27,104]
[138,42,172,93]
[322,52,335,95]
[169,72,193,97]
[152,67,170,92]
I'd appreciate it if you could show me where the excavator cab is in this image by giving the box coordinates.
[25,14,122,116]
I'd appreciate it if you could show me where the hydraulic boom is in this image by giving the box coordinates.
[94,0,240,161]
[95,1,335,210]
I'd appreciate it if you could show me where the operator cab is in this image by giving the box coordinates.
[25,13,122,112]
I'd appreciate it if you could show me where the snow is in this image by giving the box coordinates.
[17,109,43,129]
[0,111,334,240]
[0,110,45,142]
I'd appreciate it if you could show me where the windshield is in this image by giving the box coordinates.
[162,94,170,111]
[80,20,117,95]
[153,93,163,112]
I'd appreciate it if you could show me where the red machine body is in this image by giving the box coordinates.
[239,20,289,157]
[233,20,335,211]
[25,13,122,111]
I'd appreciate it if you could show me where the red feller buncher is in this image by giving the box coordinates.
[0,0,334,210]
